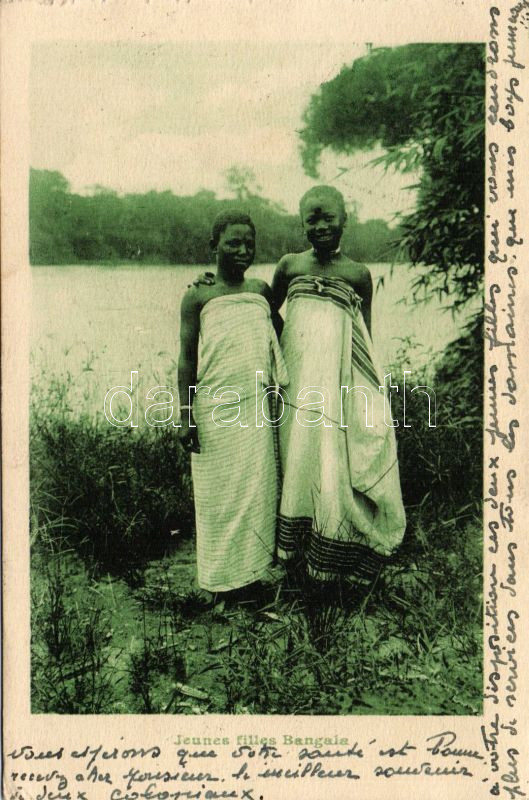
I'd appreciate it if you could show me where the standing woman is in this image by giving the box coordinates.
[271,186,406,586]
[178,211,286,598]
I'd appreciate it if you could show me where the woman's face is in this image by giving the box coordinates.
[301,196,345,252]
[215,223,256,275]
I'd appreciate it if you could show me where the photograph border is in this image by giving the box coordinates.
[2,1,529,798]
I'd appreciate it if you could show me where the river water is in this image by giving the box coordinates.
[31,263,472,419]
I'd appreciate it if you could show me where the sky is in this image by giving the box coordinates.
[30,41,418,223]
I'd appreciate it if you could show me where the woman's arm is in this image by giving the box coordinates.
[270,256,290,313]
[178,288,201,453]
[259,281,284,339]
[357,266,373,338]
[269,256,293,337]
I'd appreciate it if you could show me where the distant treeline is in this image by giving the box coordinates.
[30,168,406,266]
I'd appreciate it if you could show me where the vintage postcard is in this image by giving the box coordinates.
[1,0,528,797]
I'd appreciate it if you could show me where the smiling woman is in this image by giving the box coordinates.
[299,184,346,253]
[270,185,406,585]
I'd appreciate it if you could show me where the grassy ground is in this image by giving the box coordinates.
[31,511,482,715]
[30,331,483,715]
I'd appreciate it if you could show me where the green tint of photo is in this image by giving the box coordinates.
[29,41,484,715]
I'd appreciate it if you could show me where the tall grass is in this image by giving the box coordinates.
[31,534,117,713]
[30,371,194,575]
[391,312,483,525]
[30,319,483,714]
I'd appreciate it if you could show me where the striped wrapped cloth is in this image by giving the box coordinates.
[277,275,406,583]
[189,293,287,592]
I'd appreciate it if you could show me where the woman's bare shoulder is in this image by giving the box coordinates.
[340,257,372,285]
[180,283,212,315]
[245,278,273,301]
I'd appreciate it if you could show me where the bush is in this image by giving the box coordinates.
[30,392,194,574]
[31,546,116,713]
[391,312,482,525]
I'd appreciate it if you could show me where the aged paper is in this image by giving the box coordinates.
[2,1,528,798]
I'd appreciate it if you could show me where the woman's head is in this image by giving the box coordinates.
[210,210,256,248]
[210,210,256,277]
[299,185,347,253]
[299,185,346,218]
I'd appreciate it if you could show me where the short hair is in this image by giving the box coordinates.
[299,185,346,216]
[210,210,256,247]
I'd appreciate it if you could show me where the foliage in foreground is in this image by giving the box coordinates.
[30,382,194,573]
[392,313,483,524]
[30,333,482,714]
[31,511,482,715]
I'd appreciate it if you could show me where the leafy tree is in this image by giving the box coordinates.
[29,169,75,264]
[224,165,261,201]
[300,43,485,310]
